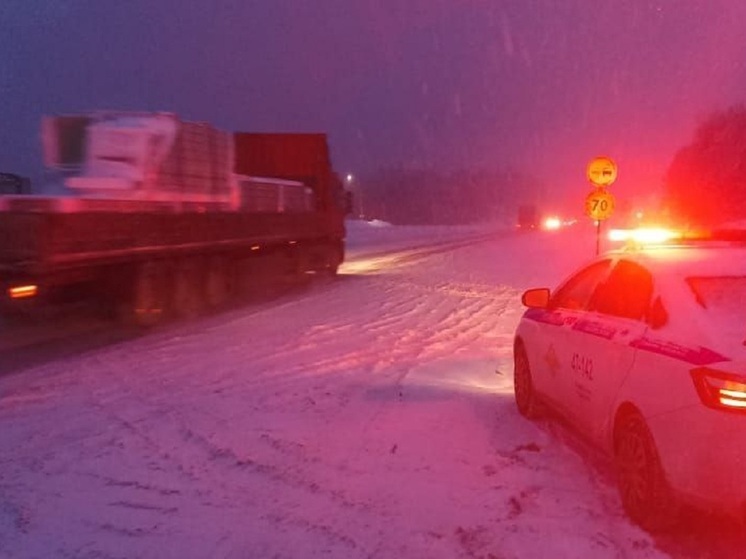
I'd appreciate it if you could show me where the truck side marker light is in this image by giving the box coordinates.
[251,245,261,251]
[9,285,38,299]
[135,307,163,316]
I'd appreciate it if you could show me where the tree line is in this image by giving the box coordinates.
[352,167,543,225]
[351,105,746,228]
[663,105,746,227]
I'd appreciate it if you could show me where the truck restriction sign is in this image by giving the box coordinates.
[587,156,618,187]
[585,189,615,220]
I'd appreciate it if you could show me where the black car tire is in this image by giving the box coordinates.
[513,343,539,418]
[614,410,678,532]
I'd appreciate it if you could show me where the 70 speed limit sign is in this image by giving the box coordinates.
[585,188,615,220]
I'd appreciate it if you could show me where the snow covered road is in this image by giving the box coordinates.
[0,222,739,558]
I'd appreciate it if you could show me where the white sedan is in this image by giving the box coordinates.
[513,241,746,531]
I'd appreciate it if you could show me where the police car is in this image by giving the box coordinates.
[513,229,746,531]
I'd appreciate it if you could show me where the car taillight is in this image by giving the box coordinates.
[691,367,746,413]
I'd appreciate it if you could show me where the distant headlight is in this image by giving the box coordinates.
[543,216,562,230]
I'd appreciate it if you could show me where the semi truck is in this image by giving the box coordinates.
[0,111,348,326]
[516,204,539,230]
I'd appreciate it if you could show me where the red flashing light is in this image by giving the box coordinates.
[608,227,680,245]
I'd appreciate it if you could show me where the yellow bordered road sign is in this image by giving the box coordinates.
[587,156,618,187]
[585,188,615,220]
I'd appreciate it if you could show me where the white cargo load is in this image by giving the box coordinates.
[42,111,237,208]
[237,176,314,213]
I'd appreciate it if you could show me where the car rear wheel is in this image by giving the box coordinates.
[614,410,678,532]
[513,343,538,418]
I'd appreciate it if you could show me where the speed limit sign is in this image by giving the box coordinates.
[585,188,615,220]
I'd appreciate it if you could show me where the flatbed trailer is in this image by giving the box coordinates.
[0,112,348,325]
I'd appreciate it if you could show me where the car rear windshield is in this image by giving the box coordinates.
[687,276,746,348]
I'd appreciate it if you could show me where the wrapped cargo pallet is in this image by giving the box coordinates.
[43,111,237,209]
[237,176,314,213]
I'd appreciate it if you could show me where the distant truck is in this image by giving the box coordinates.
[0,111,348,325]
[517,204,539,230]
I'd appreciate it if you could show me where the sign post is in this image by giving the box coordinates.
[585,156,618,255]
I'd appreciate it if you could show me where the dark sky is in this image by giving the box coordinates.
[2,0,746,209]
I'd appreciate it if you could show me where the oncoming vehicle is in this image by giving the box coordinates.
[512,231,746,531]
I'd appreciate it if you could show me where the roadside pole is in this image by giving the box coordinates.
[584,156,617,255]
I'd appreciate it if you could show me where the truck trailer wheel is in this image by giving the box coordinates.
[302,243,341,279]
[320,243,342,277]
[170,258,205,319]
[205,256,229,308]
[119,261,169,327]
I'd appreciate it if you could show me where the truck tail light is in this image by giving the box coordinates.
[8,285,38,299]
[691,367,746,413]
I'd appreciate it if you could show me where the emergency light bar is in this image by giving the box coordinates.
[608,227,746,247]
[608,228,679,244]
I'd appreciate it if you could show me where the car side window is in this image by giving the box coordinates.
[590,259,653,321]
[550,260,612,311]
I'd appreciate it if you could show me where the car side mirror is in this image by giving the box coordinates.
[521,288,550,309]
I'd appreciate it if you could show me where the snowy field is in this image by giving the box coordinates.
[0,220,739,558]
